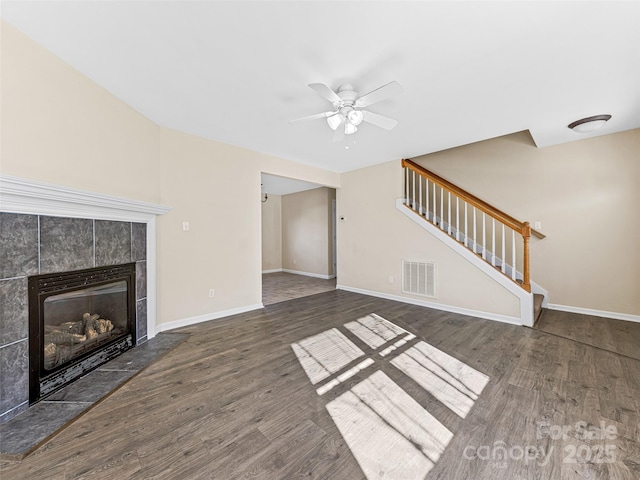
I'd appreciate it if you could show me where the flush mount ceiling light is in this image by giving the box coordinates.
[568,114,612,133]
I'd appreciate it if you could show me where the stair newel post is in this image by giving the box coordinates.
[522,222,531,293]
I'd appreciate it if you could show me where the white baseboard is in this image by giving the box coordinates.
[336,284,523,326]
[156,303,264,332]
[262,268,283,274]
[546,304,640,323]
[283,269,336,280]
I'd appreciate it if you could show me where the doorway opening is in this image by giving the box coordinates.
[261,173,337,306]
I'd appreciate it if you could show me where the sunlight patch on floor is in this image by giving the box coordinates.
[326,370,453,480]
[344,313,409,349]
[291,313,491,479]
[316,358,375,396]
[291,328,364,385]
[390,341,490,418]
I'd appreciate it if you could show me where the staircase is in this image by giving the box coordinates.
[400,159,546,326]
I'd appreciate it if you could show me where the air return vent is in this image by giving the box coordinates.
[402,260,436,298]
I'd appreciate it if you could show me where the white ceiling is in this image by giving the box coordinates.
[2,1,639,174]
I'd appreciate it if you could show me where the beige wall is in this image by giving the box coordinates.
[0,22,161,203]
[337,160,521,318]
[1,21,341,330]
[156,134,340,325]
[282,187,335,277]
[261,194,282,271]
[413,130,640,316]
[157,132,339,325]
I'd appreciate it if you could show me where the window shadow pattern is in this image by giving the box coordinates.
[291,313,490,479]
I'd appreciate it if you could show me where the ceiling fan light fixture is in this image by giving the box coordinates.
[568,114,612,133]
[347,109,364,126]
[327,113,343,131]
[292,80,402,140]
[344,122,357,135]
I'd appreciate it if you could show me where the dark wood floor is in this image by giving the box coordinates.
[535,309,640,361]
[262,272,336,305]
[1,291,638,479]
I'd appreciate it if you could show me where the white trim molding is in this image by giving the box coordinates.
[0,174,170,221]
[156,304,264,332]
[262,268,283,274]
[337,284,524,326]
[547,304,640,324]
[282,269,335,280]
[0,174,171,340]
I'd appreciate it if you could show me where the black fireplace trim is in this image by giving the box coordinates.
[28,263,137,404]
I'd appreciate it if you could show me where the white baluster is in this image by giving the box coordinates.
[491,218,496,266]
[405,167,409,204]
[482,212,486,260]
[419,175,422,216]
[433,182,437,224]
[425,179,430,220]
[440,188,444,230]
[456,197,460,241]
[473,207,477,253]
[511,230,517,281]
[464,203,468,247]
[412,171,416,210]
[447,192,452,235]
[501,224,506,273]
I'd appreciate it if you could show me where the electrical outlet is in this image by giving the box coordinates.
[534,221,542,229]
[293,259,296,265]
[182,221,190,231]
[388,276,394,284]
[209,289,215,298]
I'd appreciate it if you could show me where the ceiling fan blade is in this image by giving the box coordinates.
[289,111,335,124]
[309,83,341,104]
[332,118,346,143]
[362,110,399,130]
[355,81,403,108]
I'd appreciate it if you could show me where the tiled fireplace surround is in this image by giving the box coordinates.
[0,175,168,425]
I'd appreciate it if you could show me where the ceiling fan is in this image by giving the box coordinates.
[290,81,403,142]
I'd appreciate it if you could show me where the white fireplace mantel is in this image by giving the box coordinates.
[0,174,171,339]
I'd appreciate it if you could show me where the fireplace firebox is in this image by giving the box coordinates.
[28,263,136,404]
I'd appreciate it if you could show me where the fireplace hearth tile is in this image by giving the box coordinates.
[0,402,90,459]
[95,220,132,266]
[0,213,38,279]
[0,402,28,425]
[0,277,28,345]
[0,332,189,460]
[101,330,184,371]
[39,217,93,274]
[46,370,135,403]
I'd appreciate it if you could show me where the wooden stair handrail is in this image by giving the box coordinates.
[402,159,545,239]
